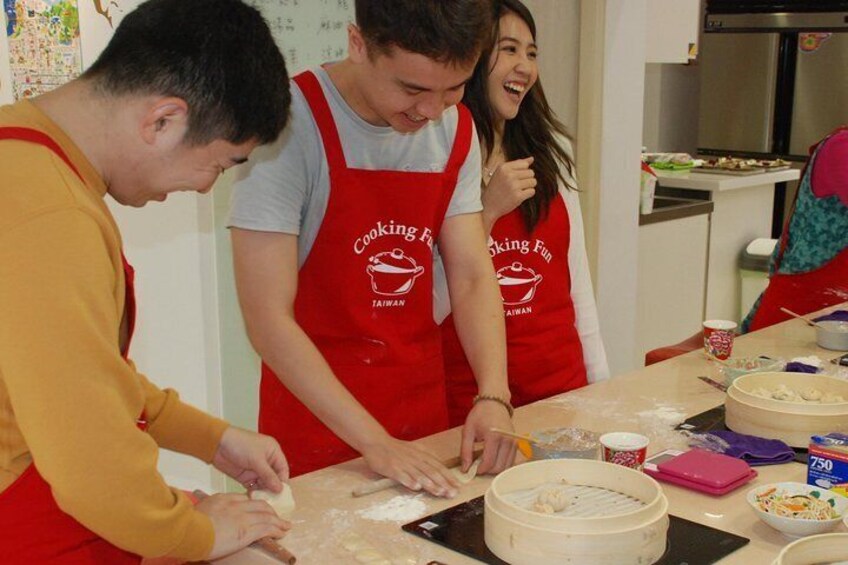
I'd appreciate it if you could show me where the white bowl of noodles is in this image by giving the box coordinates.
[747,482,848,538]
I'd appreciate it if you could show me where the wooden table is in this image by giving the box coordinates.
[219,308,848,564]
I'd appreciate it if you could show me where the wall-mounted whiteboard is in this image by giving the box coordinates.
[250,0,353,73]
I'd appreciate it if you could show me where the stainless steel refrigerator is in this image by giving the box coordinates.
[697,1,848,232]
[698,31,848,160]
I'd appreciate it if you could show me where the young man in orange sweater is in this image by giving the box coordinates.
[0,0,292,562]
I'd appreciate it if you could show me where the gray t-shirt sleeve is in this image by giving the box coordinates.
[444,124,483,218]
[228,86,317,235]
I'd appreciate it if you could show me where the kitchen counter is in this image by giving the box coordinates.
[218,305,848,565]
[639,195,714,226]
[654,168,800,192]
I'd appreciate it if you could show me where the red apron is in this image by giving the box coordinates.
[749,128,848,331]
[441,194,587,426]
[0,127,142,564]
[258,71,472,476]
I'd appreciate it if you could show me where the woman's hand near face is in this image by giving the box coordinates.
[482,157,536,233]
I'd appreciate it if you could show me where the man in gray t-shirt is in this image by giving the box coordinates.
[229,0,515,494]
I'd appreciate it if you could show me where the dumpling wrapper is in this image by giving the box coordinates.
[250,483,296,518]
[452,458,482,484]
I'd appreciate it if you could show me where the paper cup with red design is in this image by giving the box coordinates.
[703,319,737,360]
[599,432,649,471]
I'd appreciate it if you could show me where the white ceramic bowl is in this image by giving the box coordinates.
[772,533,848,564]
[817,321,848,351]
[747,482,848,539]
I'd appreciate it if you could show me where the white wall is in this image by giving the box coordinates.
[109,196,224,492]
[523,0,580,134]
[591,1,647,375]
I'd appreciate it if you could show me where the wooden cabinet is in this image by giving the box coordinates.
[645,0,700,64]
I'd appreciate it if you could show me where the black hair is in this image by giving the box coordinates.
[355,0,492,66]
[463,0,577,232]
[83,0,290,145]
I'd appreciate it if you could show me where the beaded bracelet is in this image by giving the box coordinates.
[473,394,514,418]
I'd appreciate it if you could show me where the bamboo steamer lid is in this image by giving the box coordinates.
[484,459,669,565]
[773,533,848,564]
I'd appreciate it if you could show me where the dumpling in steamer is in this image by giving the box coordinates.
[536,487,571,513]
[772,385,800,402]
[751,387,772,399]
[821,392,846,404]
[532,501,555,514]
[800,388,823,402]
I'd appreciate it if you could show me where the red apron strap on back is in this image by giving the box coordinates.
[0,126,84,180]
[293,71,348,171]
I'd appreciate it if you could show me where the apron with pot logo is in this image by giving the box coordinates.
[441,194,587,426]
[748,127,848,332]
[0,127,142,563]
[258,71,472,475]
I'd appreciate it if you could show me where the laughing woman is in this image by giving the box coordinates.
[436,0,609,426]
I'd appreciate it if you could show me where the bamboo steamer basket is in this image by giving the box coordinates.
[484,459,669,565]
[772,533,848,564]
[725,373,848,448]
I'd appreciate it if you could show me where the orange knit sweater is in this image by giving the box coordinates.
[0,100,228,559]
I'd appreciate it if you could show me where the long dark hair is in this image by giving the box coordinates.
[462,0,576,232]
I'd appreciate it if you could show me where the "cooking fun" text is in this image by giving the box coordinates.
[354,220,433,255]
[489,237,553,264]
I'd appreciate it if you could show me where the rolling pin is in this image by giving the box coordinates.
[351,449,483,497]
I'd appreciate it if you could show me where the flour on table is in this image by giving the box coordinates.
[356,494,427,523]
[636,404,687,426]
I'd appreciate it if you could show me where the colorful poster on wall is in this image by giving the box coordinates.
[4,0,82,99]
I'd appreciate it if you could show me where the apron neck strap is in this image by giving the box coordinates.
[293,71,348,171]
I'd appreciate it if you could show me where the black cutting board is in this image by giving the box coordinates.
[403,495,750,565]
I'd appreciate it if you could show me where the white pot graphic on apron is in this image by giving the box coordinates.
[497,262,543,305]
[367,248,425,296]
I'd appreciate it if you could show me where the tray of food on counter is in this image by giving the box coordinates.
[693,157,791,175]
[641,152,701,170]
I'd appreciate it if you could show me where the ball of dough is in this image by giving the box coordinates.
[354,548,390,563]
[250,483,295,518]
